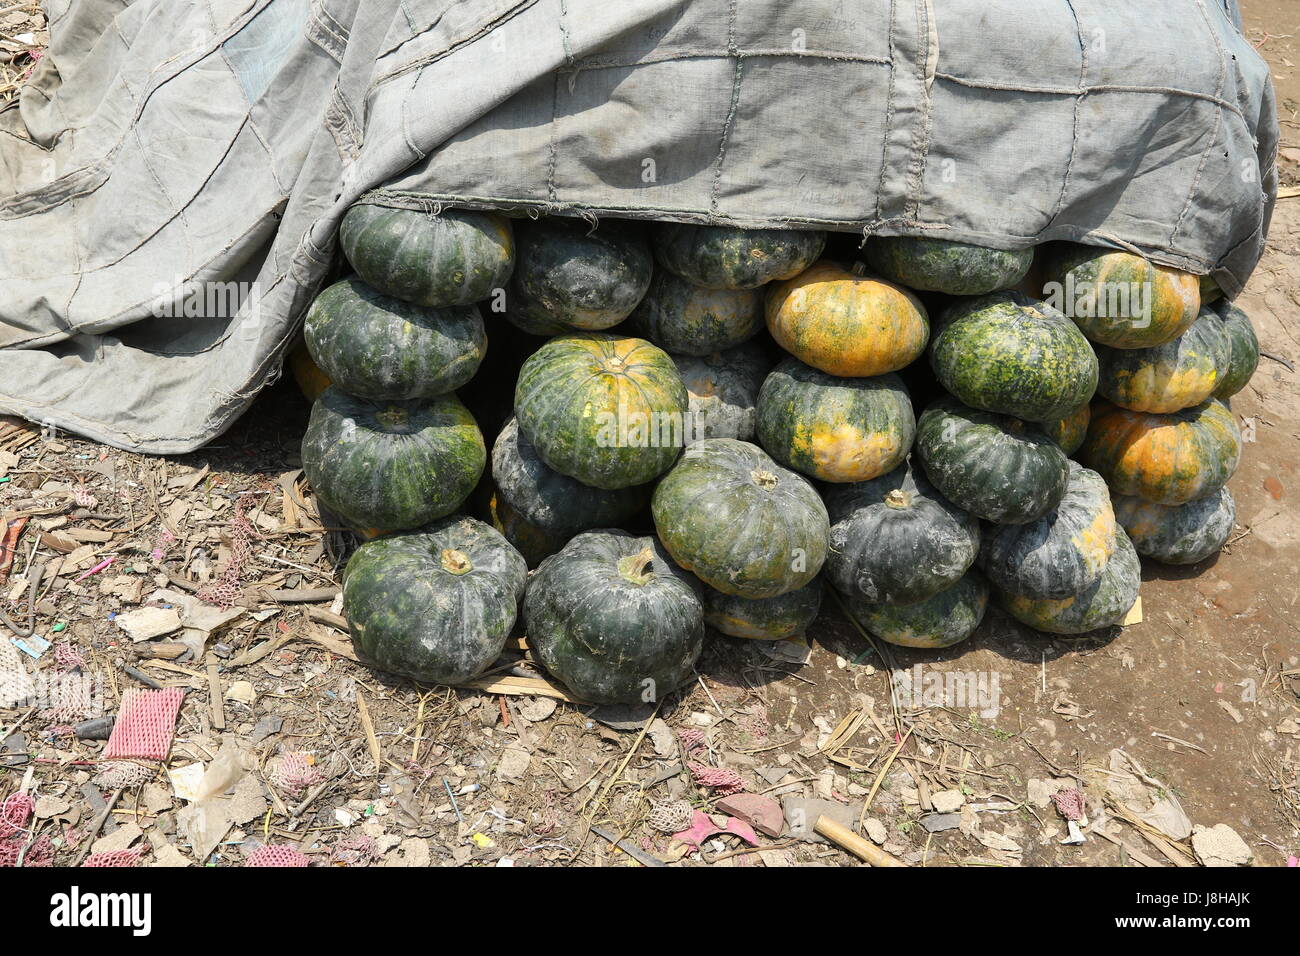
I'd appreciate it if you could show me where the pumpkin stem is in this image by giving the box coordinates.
[617,546,656,585]
[750,468,779,489]
[883,489,912,509]
[440,548,473,575]
[375,405,411,430]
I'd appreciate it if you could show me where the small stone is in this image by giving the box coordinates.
[931,789,965,813]
[864,818,888,845]
[781,797,863,844]
[496,747,531,781]
[920,812,962,833]
[114,606,182,642]
[518,696,557,723]
[1191,824,1253,867]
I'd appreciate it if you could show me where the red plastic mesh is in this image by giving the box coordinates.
[245,844,310,867]
[267,752,325,798]
[0,833,52,867]
[1,793,33,835]
[677,728,706,752]
[1052,787,1086,821]
[103,688,185,760]
[83,846,145,867]
[198,496,258,608]
[688,762,745,795]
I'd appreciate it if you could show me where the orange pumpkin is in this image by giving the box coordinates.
[765,261,929,377]
[289,342,332,402]
[1080,400,1240,504]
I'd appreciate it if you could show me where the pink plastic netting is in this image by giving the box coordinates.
[103,687,184,760]
[688,762,745,795]
[245,844,310,867]
[83,846,145,867]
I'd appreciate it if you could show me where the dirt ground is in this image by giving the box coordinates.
[0,4,1296,868]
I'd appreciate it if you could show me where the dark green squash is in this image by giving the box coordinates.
[998,527,1141,635]
[652,439,829,599]
[1199,273,1223,305]
[672,342,771,443]
[1095,307,1229,413]
[865,237,1033,296]
[525,530,704,704]
[343,516,527,684]
[1113,487,1235,565]
[843,570,989,649]
[915,396,1070,525]
[304,278,486,400]
[1211,302,1260,400]
[823,462,980,605]
[486,486,569,570]
[757,358,915,484]
[929,293,1098,423]
[628,270,764,355]
[1043,402,1091,456]
[702,578,823,641]
[339,204,514,307]
[654,224,826,290]
[514,333,688,489]
[982,462,1117,599]
[491,417,649,536]
[508,218,653,332]
[302,388,485,532]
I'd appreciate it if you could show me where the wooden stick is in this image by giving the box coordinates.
[73,788,124,865]
[815,815,908,867]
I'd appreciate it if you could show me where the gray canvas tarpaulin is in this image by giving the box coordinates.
[0,0,1277,452]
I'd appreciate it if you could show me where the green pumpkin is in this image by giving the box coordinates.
[703,578,823,641]
[757,358,915,484]
[628,270,764,355]
[507,218,652,333]
[998,528,1141,635]
[514,333,688,489]
[339,205,514,307]
[842,570,989,649]
[343,517,527,684]
[652,439,829,599]
[491,417,649,537]
[1043,402,1091,457]
[915,396,1070,525]
[982,462,1117,599]
[525,531,704,704]
[654,224,826,289]
[865,237,1033,296]
[1199,273,1223,305]
[1211,303,1260,400]
[1095,307,1229,413]
[304,278,486,400]
[930,293,1098,423]
[823,462,980,605]
[1113,487,1235,565]
[486,486,569,570]
[672,342,771,443]
[302,388,485,531]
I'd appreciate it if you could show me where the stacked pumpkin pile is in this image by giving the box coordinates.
[294,206,1259,705]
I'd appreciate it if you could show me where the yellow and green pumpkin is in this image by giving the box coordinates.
[1043,402,1091,456]
[765,261,929,377]
[756,358,915,484]
[1080,399,1241,505]
[514,333,688,490]
[1095,307,1228,413]
[1041,246,1199,348]
[702,578,823,641]
[654,224,826,290]
[998,527,1141,635]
